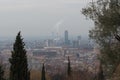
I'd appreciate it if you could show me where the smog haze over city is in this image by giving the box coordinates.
[1,0,114,80]
[0,0,93,39]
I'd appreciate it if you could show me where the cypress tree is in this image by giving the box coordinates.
[67,56,71,76]
[0,64,5,80]
[9,32,29,80]
[41,63,46,80]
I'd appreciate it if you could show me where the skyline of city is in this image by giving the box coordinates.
[0,30,90,42]
[0,0,119,80]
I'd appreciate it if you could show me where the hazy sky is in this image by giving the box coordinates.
[0,0,94,38]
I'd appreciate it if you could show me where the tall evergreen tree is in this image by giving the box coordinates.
[0,64,5,80]
[41,63,46,80]
[67,56,71,76]
[9,32,29,80]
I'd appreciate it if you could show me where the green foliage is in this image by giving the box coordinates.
[9,32,29,80]
[0,64,5,80]
[82,0,120,77]
[41,64,46,80]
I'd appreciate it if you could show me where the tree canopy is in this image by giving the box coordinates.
[82,0,120,78]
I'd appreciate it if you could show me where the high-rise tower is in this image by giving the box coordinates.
[64,30,69,45]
